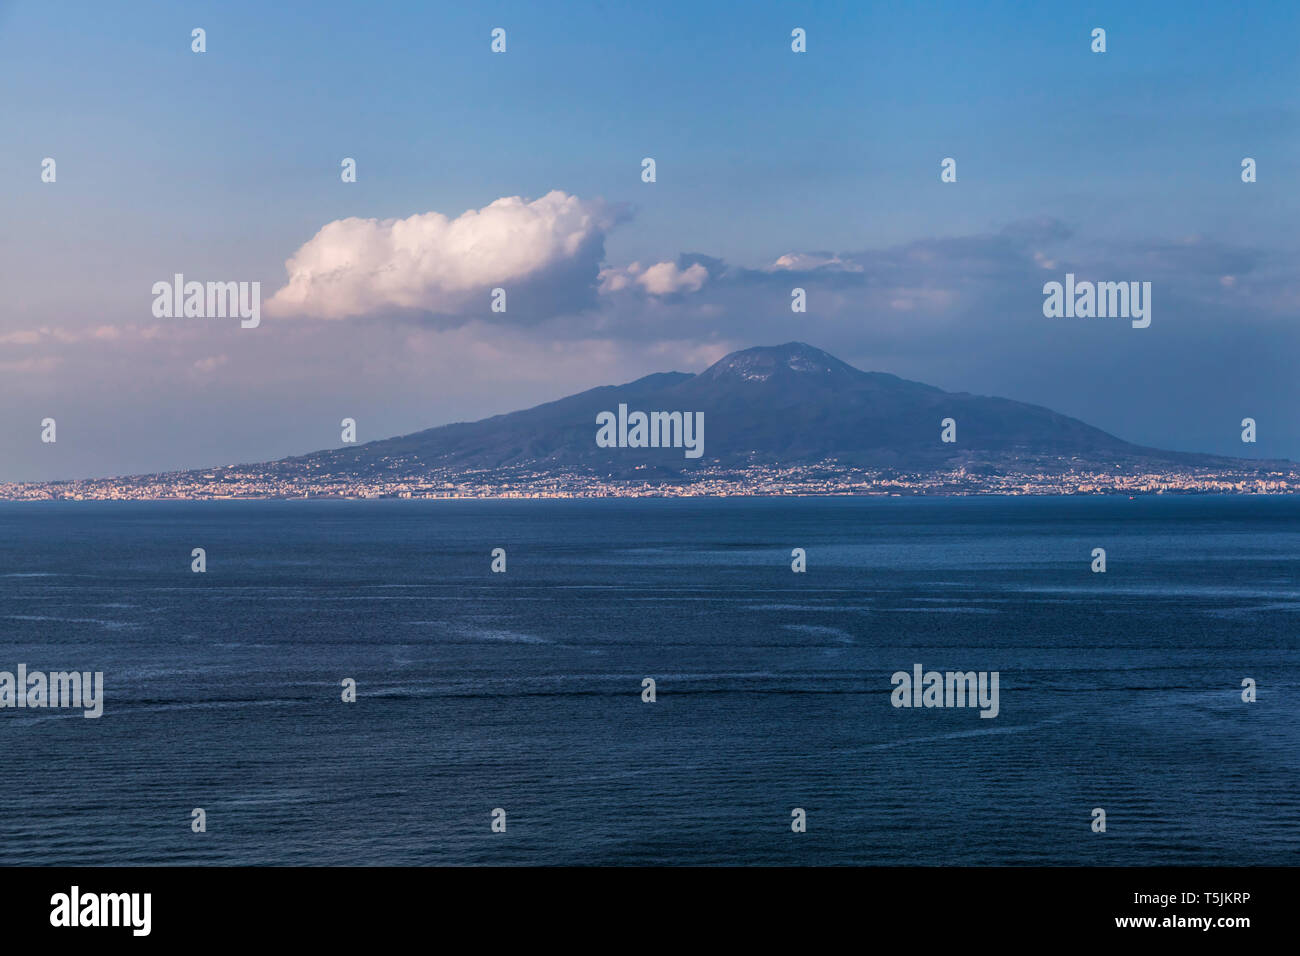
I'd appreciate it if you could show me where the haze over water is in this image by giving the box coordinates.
[0,496,1295,865]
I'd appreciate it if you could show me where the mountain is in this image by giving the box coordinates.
[266,342,1261,482]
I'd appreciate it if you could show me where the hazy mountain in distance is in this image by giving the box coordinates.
[266,342,1269,480]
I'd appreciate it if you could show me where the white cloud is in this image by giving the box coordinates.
[597,261,640,294]
[598,260,708,296]
[770,252,862,272]
[266,190,618,319]
[638,261,708,295]
[0,325,128,345]
[192,355,229,373]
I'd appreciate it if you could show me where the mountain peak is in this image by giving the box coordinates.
[700,342,863,383]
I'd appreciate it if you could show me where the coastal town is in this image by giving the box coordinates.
[4,458,1297,500]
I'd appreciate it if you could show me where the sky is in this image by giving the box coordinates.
[2,0,1298,481]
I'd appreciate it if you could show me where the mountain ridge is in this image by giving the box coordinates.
[265,341,1278,480]
[9,342,1293,498]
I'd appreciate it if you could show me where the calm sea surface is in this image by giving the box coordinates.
[0,496,1296,865]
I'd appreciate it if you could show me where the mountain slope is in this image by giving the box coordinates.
[272,342,1248,480]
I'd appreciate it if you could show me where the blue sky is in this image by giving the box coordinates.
[2,0,1298,480]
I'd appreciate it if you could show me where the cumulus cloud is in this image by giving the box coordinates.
[266,191,622,321]
[638,261,708,295]
[598,260,709,295]
[770,252,863,272]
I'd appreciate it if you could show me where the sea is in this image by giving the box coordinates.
[0,495,1295,866]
